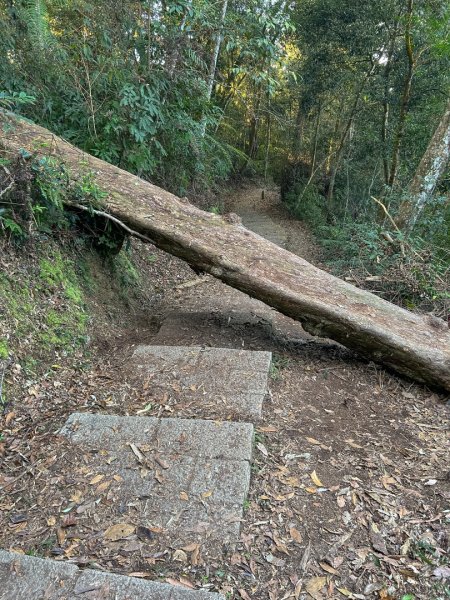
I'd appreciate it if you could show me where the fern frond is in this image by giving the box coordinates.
[22,0,55,52]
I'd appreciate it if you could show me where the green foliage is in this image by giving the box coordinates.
[110,250,141,291]
[317,219,449,315]
[0,339,9,359]
[284,183,327,228]
[269,354,291,381]
[0,211,25,239]
[0,91,35,109]
[0,245,88,357]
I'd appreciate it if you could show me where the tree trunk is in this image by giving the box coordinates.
[326,63,375,203]
[291,98,303,157]
[1,111,449,392]
[310,103,322,177]
[381,26,398,186]
[200,0,228,136]
[205,0,228,102]
[388,0,415,188]
[396,96,450,229]
[167,1,191,78]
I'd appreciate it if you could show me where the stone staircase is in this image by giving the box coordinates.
[1,345,272,599]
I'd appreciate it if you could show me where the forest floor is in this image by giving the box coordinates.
[1,185,449,600]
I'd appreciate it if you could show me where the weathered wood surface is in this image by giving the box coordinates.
[1,111,449,391]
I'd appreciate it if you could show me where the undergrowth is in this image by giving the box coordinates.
[283,180,450,318]
[0,148,152,411]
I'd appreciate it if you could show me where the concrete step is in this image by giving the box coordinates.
[128,345,272,421]
[60,413,254,552]
[0,550,224,600]
[239,212,287,248]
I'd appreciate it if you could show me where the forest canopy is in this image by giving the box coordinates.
[1,0,449,313]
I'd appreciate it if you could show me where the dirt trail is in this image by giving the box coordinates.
[1,186,448,599]
[135,185,450,599]
[140,186,450,600]
[225,184,320,263]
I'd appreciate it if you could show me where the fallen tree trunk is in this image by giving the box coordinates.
[1,111,449,391]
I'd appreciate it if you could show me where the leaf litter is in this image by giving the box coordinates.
[0,217,449,600]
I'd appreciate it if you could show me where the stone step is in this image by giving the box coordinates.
[0,550,223,600]
[128,345,272,421]
[60,413,253,553]
[239,213,287,248]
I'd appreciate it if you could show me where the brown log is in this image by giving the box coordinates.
[1,111,449,391]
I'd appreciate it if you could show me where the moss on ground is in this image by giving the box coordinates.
[0,339,9,359]
[0,244,90,358]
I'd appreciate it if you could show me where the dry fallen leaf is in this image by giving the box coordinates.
[319,561,338,575]
[5,412,15,425]
[264,553,286,567]
[290,527,302,544]
[56,527,66,545]
[345,438,363,449]
[89,474,104,485]
[104,523,135,541]
[239,589,252,600]
[258,426,278,433]
[305,576,326,599]
[173,549,188,562]
[128,442,145,462]
[310,470,324,487]
[96,480,112,493]
[69,490,84,503]
[179,491,189,501]
[182,542,199,552]
[165,578,195,589]
[294,580,302,599]
[61,514,76,528]
[256,442,268,456]
[306,437,321,445]
[369,523,388,555]
[154,470,164,484]
[337,588,353,597]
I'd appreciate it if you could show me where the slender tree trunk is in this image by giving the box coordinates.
[396,97,450,229]
[205,0,228,102]
[200,0,228,137]
[327,63,375,203]
[381,28,398,186]
[292,98,304,157]
[147,0,152,74]
[245,86,262,161]
[388,0,415,188]
[264,108,271,187]
[326,101,343,177]
[310,103,322,177]
[167,2,191,78]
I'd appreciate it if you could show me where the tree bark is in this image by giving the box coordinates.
[326,63,376,204]
[381,26,398,186]
[310,103,322,177]
[396,96,450,230]
[1,111,449,392]
[200,0,228,136]
[388,0,415,188]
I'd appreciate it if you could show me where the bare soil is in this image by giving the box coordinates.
[1,186,449,600]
